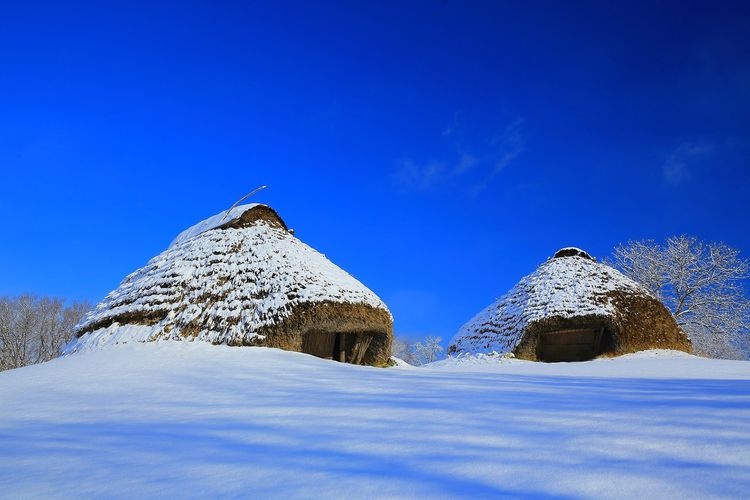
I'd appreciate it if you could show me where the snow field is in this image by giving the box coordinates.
[1,344,749,498]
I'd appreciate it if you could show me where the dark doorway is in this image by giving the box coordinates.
[302,331,337,360]
[537,327,604,362]
[301,331,348,362]
[301,331,378,364]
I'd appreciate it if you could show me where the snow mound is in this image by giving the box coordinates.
[606,349,697,360]
[449,253,650,354]
[424,352,516,368]
[388,356,415,368]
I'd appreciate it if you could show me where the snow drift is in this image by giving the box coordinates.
[1,343,749,498]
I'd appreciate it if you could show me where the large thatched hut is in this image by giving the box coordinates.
[66,204,393,365]
[448,247,691,361]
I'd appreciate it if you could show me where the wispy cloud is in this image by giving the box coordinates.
[454,153,479,175]
[393,116,525,195]
[393,159,446,192]
[663,141,713,185]
[469,118,525,194]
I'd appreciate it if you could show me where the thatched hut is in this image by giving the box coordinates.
[66,204,393,365]
[448,247,691,362]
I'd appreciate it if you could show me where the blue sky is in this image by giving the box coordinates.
[1,1,749,342]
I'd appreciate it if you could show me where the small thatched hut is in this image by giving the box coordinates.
[67,204,393,365]
[448,247,691,362]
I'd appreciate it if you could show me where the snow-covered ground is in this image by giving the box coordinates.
[1,345,749,498]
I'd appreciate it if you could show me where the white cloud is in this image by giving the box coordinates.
[663,141,713,185]
[454,153,479,175]
[393,158,446,192]
[394,117,525,194]
[471,118,525,193]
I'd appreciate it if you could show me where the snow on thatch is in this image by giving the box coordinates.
[169,202,268,247]
[66,204,393,365]
[448,248,691,360]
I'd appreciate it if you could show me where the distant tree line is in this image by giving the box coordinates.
[392,336,444,365]
[0,295,91,372]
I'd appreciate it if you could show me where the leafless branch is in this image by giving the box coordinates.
[611,236,750,359]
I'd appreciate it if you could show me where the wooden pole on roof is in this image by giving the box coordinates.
[220,185,267,222]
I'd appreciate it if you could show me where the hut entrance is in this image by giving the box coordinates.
[301,331,376,364]
[302,331,340,361]
[537,327,604,362]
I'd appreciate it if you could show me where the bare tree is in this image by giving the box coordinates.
[391,336,417,365]
[611,236,750,359]
[0,295,91,372]
[392,335,445,365]
[413,336,444,365]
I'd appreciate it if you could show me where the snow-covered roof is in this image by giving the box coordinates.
[449,249,651,355]
[68,205,389,352]
[170,203,262,248]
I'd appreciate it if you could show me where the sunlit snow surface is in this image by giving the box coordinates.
[450,255,651,354]
[1,344,749,498]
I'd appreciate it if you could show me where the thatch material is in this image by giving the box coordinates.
[552,247,594,260]
[449,247,691,361]
[67,204,393,365]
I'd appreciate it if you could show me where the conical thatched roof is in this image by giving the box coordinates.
[448,247,691,361]
[67,204,393,365]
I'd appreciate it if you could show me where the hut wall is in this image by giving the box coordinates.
[606,291,691,354]
[514,315,619,361]
[258,301,393,366]
[513,294,691,362]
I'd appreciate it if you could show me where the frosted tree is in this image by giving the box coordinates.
[413,336,444,365]
[611,236,750,359]
[392,336,445,365]
[391,337,418,364]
